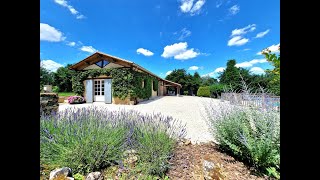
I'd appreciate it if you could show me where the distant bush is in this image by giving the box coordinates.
[40,107,186,176]
[52,86,60,93]
[209,84,225,98]
[183,91,189,95]
[197,86,211,97]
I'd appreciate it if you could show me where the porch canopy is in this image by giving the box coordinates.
[163,79,182,96]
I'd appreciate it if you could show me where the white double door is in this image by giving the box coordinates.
[94,79,105,102]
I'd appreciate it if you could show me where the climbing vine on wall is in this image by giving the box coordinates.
[72,68,158,100]
[153,79,158,91]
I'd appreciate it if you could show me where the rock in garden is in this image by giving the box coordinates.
[86,172,103,180]
[49,167,72,180]
[184,139,191,145]
[202,160,225,180]
[203,160,215,180]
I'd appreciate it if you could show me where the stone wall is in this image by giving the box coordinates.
[40,93,59,116]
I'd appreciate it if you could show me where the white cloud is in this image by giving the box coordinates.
[201,67,225,78]
[255,29,270,38]
[76,15,85,19]
[243,48,251,51]
[229,5,240,15]
[166,71,173,75]
[214,67,225,73]
[41,60,64,72]
[54,0,85,19]
[257,43,280,55]
[67,41,76,46]
[190,0,206,14]
[179,0,206,15]
[188,66,199,70]
[40,23,65,42]
[136,48,154,56]
[180,0,194,12]
[174,48,199,60]
[216,0,223,8]
[235,59,267,68]
[161,42,200,60]
[80,46,97,53]
[228,36,249,46]
[178,28,192,40]
[231,24,256,36]
[249,67,265,75]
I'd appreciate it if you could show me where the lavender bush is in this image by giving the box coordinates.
[205,79,280,178]
[40,106,186,176]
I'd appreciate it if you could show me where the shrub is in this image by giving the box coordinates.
[197,86,211,97]
[73,173,85,180]
[67,96,85,104]
[209,84,225,98]
[183,91,189,95]
[52,86,60,93]
[204,79,280,178]
[40,107,186,176]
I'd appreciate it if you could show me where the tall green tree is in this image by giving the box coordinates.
[201,76,218,86]
[40,60,54,91]
[262,46,280,95]
[53,64,75,92]
[165,69,200,95]
[219,59,243,92]
[191,72,202,95]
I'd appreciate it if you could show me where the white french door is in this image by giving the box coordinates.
[94,79,105,102]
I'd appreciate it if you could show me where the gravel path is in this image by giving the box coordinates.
[59,96,221,144]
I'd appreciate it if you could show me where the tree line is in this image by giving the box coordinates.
[165,49,280,96]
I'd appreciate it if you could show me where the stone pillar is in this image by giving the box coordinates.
[177,87,180,96]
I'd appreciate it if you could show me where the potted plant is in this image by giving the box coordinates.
[67,96,86,104]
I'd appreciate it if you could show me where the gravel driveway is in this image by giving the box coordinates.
[59,96,220,144]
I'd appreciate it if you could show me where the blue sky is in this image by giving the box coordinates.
[40,0,280,79]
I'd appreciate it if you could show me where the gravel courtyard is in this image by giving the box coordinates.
[59,96,221,144]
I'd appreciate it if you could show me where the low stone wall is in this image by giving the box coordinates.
[40,93,59,116]
[113,97,136,105]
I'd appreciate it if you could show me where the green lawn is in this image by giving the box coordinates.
[58,92,76,97]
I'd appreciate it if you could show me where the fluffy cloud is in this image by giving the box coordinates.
[235,59,267,68]
[228,24,256,46]
[166,71,173,75]
[178,28,192,40]
[41,60,64,72]
[67,41,76,46]
[188,66,199,70]
[136,48,154,56]
[228,36,249,46]
[201,67,225,78]
[190,0,206,14]
[257,43,280,55]
[179,0,206,15]
[161,42,200,60]
[54,0,85,19]
[80,46,98,53]
[231,24,256,36]
[229,5,240,15]
[255,29,270,38]
[249,67,265,75]
[40,23,65,42]
[180,0,193,12]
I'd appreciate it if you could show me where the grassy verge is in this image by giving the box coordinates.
[40,107,186,178]
[57,92,76,97]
